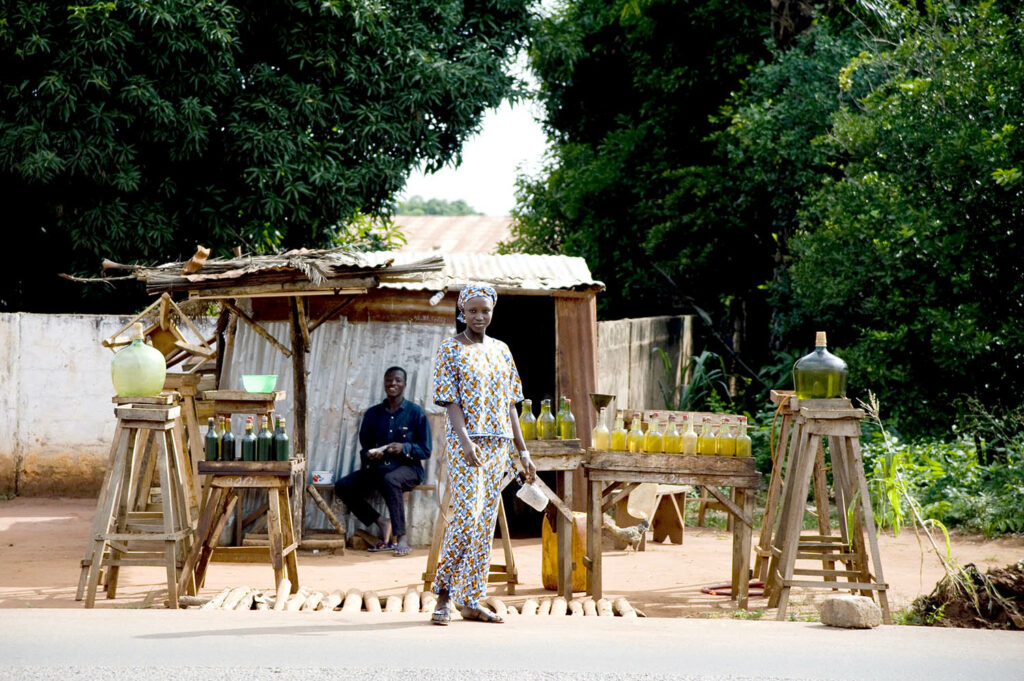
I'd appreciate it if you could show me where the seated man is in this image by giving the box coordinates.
[334,366,431,556]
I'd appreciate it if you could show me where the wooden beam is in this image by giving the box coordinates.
[294,296,311,351]
[221,299,292,358]
[555,293,599,510]
[289,297,308,463]
[308,296,355,334]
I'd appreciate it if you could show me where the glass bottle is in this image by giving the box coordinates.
[697,417,716,456]
[555,396,568,439]
[592,407,611,450]
[560,398,577,439]
[610,410,628,451]
[681,414,698,455]
[204,417,219,462]
[241,416,258,461]
[716,417,736,456]
[735,415,752,458]
[537,399,557,440]
[663,414,681,454]
[519,399,537,440]
[257,415,274,462]
[628,413,645,453]
[273,417,290,461]
[221,416,237,461]
[644,413,664,454]
[110,322,167,397]
[792,331,848,399]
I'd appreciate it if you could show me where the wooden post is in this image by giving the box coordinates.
[289,297,308,464]
[554,293,598,510]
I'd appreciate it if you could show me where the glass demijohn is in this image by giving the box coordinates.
[792,331,848,399]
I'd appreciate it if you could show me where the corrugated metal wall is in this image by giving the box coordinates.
[597,315,693,415]
[222,318,452,545]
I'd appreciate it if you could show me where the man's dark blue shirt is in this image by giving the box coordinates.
[358,398,431,481]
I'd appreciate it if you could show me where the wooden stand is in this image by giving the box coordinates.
[584,450,759,608]
[179,460,304,597]
[763,397,891,622]
[77,398,195,608]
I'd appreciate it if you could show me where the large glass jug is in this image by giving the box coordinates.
[111,323,166,397]
[792,331,848,399]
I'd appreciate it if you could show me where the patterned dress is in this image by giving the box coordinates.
[432,335,523,609]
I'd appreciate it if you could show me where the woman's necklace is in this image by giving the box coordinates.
[460,331,485,345]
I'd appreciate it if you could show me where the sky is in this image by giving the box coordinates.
[397,77,550,217]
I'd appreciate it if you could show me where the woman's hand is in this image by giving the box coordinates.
[463,440,483,467]
[519,451,537,483]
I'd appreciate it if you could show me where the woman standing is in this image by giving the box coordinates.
[430,284,536,625]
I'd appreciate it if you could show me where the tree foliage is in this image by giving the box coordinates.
[0,0,532,311]
[504,0,770,323]
[790,0,1024,432]
[397,195,481,215]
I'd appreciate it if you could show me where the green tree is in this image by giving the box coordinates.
[504,0,770,327]
[0,0,532,312]
[397,195,481,215]
[790,1,1024,433]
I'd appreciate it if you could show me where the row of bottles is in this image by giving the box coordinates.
[519,397,576,441]
[205,415,290,462]
[592,408,751,457]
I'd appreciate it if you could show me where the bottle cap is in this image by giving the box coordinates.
[131,322,145,339]
[816,331,827,347]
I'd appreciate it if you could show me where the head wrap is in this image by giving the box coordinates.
[456,283,498,323]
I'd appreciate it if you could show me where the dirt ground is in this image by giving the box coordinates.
[2,496,1022,619]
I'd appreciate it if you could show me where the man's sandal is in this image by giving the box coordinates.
[431,606,451,626]
[460,606,503,623]
[368,541,396,552]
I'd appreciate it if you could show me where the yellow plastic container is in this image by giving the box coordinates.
[541,511,588,592]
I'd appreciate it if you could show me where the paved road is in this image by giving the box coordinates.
[1,609,1021,681]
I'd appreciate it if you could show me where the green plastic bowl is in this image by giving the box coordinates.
[241,374,277,393]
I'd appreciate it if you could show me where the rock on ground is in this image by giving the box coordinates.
[819,595,882,629]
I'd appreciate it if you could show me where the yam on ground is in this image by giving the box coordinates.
[254,593,271,611]
[342,589,363,614]
[384,595,403,613]
[582,599,597,617]
[178,595,210,608]
[520,599,538,616]
[200,588,231,610]
[221,587,250,611]
[484,596,507,616]
[550,597,568,617]
[596,598,613,617]
[302,591,324,611]
[403,588,419,613]
[613,597,636,618]
[537,599,552,616]
[420,591,437,613]
[285,590,308,611]
[568,599,584,616]
[322,589,344,612]
[234,590,256,611]
[363,591,381,614]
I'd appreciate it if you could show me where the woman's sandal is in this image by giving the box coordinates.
[393,545,412,557]
[368,541,396,553]
[431,605,451,626]
[460,606,504,624]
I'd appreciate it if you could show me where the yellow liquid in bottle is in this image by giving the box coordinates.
[519,400,536,440]
[644,415,663,454]
[735,416,752,457]
[697,420,716,456]
[663,418,681,454]
[610,422,627,451]
[537,399,557,440]
[628,414,645,453]
[681,417,697,455]
[716,419,736,456]
[592,407,610,450]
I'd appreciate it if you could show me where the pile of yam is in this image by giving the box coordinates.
[179,584,638,616]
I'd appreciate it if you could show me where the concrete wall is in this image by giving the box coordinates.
[0,312,213,497]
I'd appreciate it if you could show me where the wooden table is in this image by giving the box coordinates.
[583,450,760,608]
[179,459,305,597]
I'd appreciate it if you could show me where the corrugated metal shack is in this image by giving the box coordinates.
[133,248,604,545]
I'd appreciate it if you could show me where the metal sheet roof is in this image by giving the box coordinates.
[393,215,513,255]
[377,252,604,294]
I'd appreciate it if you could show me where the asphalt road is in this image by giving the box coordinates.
[1,609,1021,681]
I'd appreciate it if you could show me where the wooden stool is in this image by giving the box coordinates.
[179,460,303,597]
[422,480,518,595]
[763,398,891,622]
[651,484,691,545]
[77,398,195,608]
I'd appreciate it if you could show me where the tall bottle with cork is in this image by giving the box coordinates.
[559,398,576,440]
[663,414,681,454]
[644,413,664,454]
[716,417,736,456]
[221,416,237,461]
[241,416,258,461]
[681,413,697,455]
[793,331,848,399]
[273,417,290,461]
[205,417,219,462]
[628,413,645,453]
[735,416,752,458]
[697,417,716,456]
[257,415,274,461]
